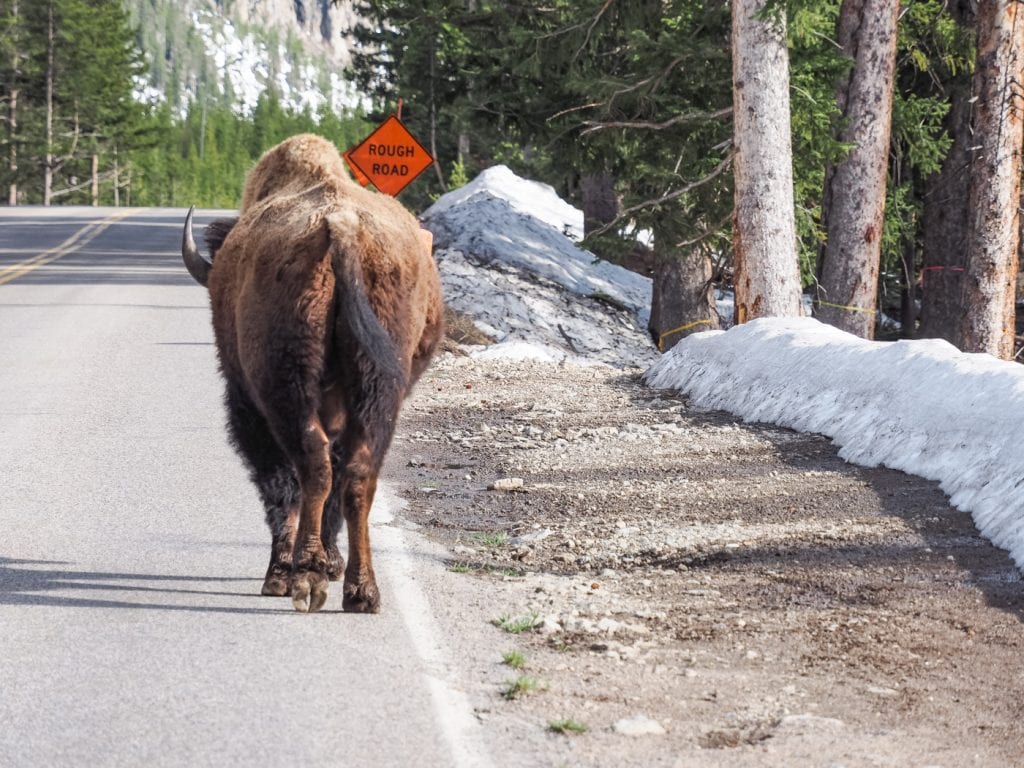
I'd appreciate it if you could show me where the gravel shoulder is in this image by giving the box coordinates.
[385,352,1023,768]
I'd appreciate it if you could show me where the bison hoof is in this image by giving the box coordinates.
[261,563,292,597]
[325,548,345,582]
[291,570,329,613]
[342,579,380,613]
[261,576,290,597]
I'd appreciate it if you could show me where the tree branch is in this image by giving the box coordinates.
[587,153,733,238]
[580,106,732,135]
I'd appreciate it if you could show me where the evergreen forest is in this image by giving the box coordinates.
[0,0,370,208]
[1,0,1020,356]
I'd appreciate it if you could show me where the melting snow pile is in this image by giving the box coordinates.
[420,165,656,367]
[644,317,1024,570]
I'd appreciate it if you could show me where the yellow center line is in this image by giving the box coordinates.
[0,208,139,286]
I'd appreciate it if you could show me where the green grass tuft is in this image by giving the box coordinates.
[502,650,526,669]
[476,531,509,548]
[547,718,588,735]
[502,675,539,700]
[493,611,540,634]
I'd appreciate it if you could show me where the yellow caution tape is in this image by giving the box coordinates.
[658,318,714,351]
[815,299,877,315]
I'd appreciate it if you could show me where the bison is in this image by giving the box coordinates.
[180,133,444,613]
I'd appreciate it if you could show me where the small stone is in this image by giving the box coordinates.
[511,546,533,561]
[537,617,563,635]
[866,686,899,698]
[490,477,525,492]
[777,714,844,733]
[508,529,552,546]
[613,715,666,736]
[407,455,427,467]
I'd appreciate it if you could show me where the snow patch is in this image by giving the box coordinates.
[422,166,656,368]
[644,317,1024,570]
[186,9,358,117]
[422,166,652,327]
[439,249,655,368]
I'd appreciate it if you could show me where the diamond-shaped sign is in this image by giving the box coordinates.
[345,115,434,197]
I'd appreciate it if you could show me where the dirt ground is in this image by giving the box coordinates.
[385,351,1024,768]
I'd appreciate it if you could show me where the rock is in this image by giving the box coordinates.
[509,528,553,546]
[776,714,844,734]
[537,617,563,635]
[866,686,900,698]
[490,477,525,491]
[613,715,666,736]
[511,546,533,561]
[407,454,428,467]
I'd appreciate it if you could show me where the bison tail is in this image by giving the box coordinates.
[327,213,407,467]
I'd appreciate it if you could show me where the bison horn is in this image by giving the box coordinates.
[181,205,213,286]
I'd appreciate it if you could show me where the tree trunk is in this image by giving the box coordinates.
[730,0,801,323]
[649,222,720,352]
[899,234,916,338]
[90,153,98,205]
[815,0,900,338]
[113,150,119,207]
[43,1,54,207]
[919,84,972,342]
[7,86,16,206]
[581,173,619,237]
[6,0,16,205]
[958,0,1024,359]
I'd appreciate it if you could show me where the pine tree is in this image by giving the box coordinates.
[814,0,900,338]
[731,0,802,321]
[0,0,26,204]
[958,1,1024,359]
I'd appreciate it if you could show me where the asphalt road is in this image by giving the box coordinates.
[0,207,491,768]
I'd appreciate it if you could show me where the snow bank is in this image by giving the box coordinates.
[421,165,656,367]
[644,317,1024,570]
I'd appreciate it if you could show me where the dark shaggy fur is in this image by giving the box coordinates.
[187,134,444,613]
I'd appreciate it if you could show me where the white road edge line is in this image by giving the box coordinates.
[372,483,495,768]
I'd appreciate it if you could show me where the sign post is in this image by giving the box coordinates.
[344,115,434,197]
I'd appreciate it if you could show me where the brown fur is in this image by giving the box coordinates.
[198,134,443,613]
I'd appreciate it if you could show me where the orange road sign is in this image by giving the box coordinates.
[345,115,434,197]
[343,149,371,187]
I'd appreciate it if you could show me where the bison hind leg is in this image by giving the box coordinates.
[225,386,299,598]
[319,441,346,582]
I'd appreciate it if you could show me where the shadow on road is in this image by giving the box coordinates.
[0,556,286,615]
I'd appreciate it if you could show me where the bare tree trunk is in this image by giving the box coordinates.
[90,153,98,205]
[815,0,900,338]
[428,40,446,192]
[731,0,801,323]
[113,150,119,207]
[920,84,973,342]
[43,1,54,206]
[7,85,16,206]
[649,230,720,352]
[6,0,16,205]
[581,172,619,237]
[958,0,1024,359]
[899,234,916,338]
